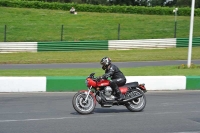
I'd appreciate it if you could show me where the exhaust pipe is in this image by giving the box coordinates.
[122,94,143,102]
[112,93,143,104]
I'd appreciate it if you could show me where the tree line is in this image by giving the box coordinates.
[22,0,200,8]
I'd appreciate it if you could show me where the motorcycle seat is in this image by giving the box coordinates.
[120,82,138,88]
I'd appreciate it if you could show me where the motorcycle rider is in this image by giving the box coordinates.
[99,57,126,101]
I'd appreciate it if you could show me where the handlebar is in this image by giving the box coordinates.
[88,72,110,82]
[87,73,102,82]
[88,72,95,78]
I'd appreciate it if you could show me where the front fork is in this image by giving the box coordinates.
[84,86,92,103]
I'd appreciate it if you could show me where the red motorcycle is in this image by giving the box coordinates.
[72,73,147,114]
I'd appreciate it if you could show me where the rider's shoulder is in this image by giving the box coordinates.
[109,64,118,70]
[111,64,118,68]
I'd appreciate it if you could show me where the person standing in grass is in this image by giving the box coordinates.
[70,7,75,14]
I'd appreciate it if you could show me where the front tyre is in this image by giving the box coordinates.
[72,92,96,115]
[125,89,146,112]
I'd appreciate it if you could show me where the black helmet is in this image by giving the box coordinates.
[100,57,111,70]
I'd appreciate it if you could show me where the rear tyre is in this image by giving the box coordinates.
[125,89,146,112]
[72,92,96,115]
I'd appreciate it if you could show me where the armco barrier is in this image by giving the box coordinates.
[108,38,176,50]
[1,38,200,53]
[0,76,200,92]
[0,42,37,53]
[176,37,200,47]
[37,41,108,51]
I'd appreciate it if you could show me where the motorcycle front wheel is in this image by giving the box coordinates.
[72,92,96,115]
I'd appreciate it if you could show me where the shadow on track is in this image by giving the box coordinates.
[70,107,135,115]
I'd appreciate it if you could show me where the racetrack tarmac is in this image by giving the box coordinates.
[0,90,200,133]
[0,60,200,69]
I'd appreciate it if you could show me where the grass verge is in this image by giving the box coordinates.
[0,65,200,76]
[0,47,200,64]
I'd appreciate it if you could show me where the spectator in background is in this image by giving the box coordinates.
[70,7,75,14]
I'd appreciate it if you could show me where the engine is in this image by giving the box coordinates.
[96,86,115,104]
[104,86,112,96]
[103,86,115,100]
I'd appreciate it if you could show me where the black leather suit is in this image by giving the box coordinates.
[101,64,126,96]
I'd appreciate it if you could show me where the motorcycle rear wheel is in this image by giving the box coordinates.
[72,92,96,115]
[125,89,146,112]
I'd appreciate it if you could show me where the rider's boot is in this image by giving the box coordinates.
[116,90,124,101]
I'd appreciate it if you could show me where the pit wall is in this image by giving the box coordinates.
[0,76,199,92]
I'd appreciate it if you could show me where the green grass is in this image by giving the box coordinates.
[1,47,200,76]
[1,65,200,76]
[0,7,200,42]
[0,47,199,76]
[0,47,200,64]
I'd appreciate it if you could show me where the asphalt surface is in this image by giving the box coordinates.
[0,91,200,133]
[0,60,200,69]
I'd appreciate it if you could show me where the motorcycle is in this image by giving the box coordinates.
[72,73,147,115]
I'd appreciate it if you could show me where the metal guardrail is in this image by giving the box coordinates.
[108,38,176,50]
[0,42,37,53]
[37,41,108,51]
[176,37,200,47]
[0,38,200,53]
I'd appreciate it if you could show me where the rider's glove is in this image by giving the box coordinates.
[101,75,107,79]
[96,76,102,81]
